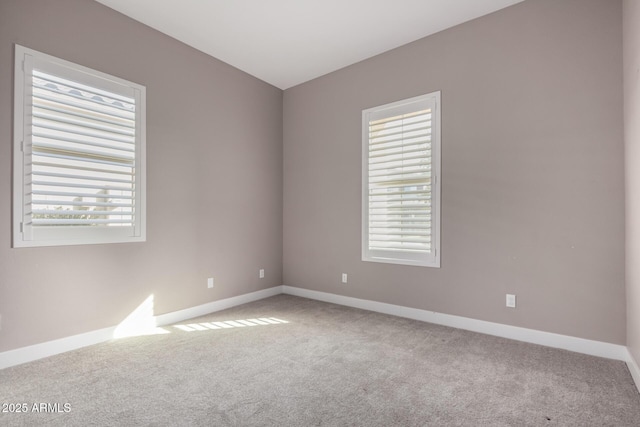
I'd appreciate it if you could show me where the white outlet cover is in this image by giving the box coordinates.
[506,294,516,308]
[207,278,214,288]
[341,273,348,283]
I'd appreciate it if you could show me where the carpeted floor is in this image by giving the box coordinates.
[1,294,639,426]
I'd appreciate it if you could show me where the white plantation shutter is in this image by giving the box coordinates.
[14,45,146,247]
[362,92,440,267]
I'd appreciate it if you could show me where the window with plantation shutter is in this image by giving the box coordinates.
[362,92,440,267]
[13,45,146,247]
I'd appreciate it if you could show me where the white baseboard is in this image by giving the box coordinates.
[154,285,283,326]
[0,326,116,371]
[282,286,629,362]
[0,285,283,370]
[3,283,639,395]
[626,348,640,392]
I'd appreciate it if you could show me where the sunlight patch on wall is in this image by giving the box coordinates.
[113,294,170,338]
[174,317,288,332]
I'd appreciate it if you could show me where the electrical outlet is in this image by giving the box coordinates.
[0,314,2,330]
[259,269,265,279]
[506,294,516,308]
[207,277,214,289]
[341,273,348,284]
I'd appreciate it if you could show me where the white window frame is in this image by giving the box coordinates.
[362,92,441,268]
[13,45,146,248]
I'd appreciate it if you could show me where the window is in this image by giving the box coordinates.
[13,45,146,247]
[362,92,440,267]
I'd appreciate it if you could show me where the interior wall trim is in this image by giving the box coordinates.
[626,348,640,392]
[2,283,638,395]
[282,286,639,391]
[0,286,283,370]
[0,326,116,371]
[154,286,283,326]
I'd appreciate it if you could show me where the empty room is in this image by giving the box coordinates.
[1,0,640,425]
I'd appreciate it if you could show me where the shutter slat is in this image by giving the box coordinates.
[32,199,132,208]
[32,189,134,199]
[369,174,430,185]
[32,180,133,192]
[33,209,133,216]
[369,135,430,151]
[370,111,430,128]
[369,152,431,166]
[34,102,135,129]
[33,77,134,113]
[370,125,431,144]
[370,132,431,149]
[370,240,431,246]
[34,119,135,144]
[370,195,432,203]
[371,231,431,237]
[370,115,431,131]
[370,208,431,214]
[33,133,135,154]
[33,149,134,168]
[370,211,430,217]
[33,69,134,104]
[370,217,430,222]
[371,189,430,196]
[33,92,134,121]
[33,161,132,176]
[369,158,431,172]
[33,170,133,184]
[369,246,431,254]
[32,218,133,225]
[370,229,431,234]
[370,147,431,160]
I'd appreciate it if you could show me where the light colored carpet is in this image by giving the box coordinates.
[0,294,639,426]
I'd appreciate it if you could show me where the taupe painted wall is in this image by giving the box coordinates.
[0,0,628,354]
[625,0,640,362]
[0,0,283,352]
[283,0,625,344]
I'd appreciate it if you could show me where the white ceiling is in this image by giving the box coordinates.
[95,0,524,90]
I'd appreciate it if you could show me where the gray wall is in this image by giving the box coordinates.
[283,0,625,344]
[625,0,640,362]
[0,0,283,352]
[0,0,628,355]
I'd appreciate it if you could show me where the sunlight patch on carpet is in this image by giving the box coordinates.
[173,317,289,332]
